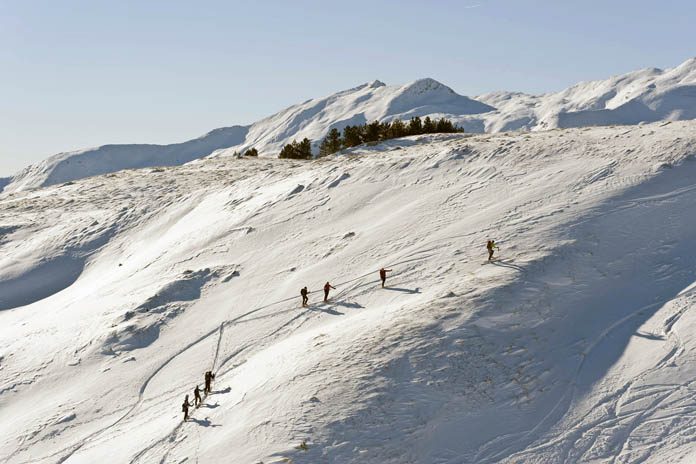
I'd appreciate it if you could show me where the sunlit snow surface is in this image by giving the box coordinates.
[2,122,696,463]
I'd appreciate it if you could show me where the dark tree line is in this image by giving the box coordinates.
[321,116,462,156]
[277,116,462,159]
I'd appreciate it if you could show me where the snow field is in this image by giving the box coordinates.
[1,121,696,463]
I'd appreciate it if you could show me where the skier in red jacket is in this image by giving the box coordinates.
[324,282,336,302]
[379,268,392,288]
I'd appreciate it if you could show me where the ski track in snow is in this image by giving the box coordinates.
[29,255,430,464]
[127,257,433,462]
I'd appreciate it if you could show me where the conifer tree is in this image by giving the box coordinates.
[319,127,342,157]
[389,119,407,139]
[319,137,332,157]
[436,117,458,133]
[378,121,391,140]
[342,125,362,148]
[297,138,312,159]
[278,142,296,159]
[408,116,423,135]
[364,121,381,143]
[279,138,313,159]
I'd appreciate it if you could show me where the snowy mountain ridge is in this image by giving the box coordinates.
[2,126,249,194]
[210,77,494,160]
[3,57,696,194]
[475,56,696,132]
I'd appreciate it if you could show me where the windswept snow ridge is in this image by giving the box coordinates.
[5,57,696,194]
[1,121,696,463]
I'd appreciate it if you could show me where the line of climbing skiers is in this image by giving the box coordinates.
[179,241,499,421]
[182,370,215,421]
[297,240,498,307]
[299,268,394,307]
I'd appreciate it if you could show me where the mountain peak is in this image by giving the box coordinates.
[405,78,454,94]
[368,79,387,89]
[677,57,696,70]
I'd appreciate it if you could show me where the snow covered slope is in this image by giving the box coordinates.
[475,57,696,132]
[5,58,696,194]
[2,120,696,463]
[2,126,249,194]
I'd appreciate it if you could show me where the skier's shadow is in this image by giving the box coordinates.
[635,331,665,341]
[492,260,524,272]
[309,305,344,316]
[333,300,364,309]
[384,287,421,294]
[201,402,220,409]
[190,417,222,428]
[211,387,231,394]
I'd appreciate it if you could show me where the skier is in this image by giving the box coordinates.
[300,286,309,307]
[379,268,392,288]
[487,240,499,261]
[323,282,335,302]
[182,394,193,421]
[204,371,216,395]
[194,385,202,407]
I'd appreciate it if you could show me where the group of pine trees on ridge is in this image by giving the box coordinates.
[229,147,258,157]
[278,116,463,159]
[278,137,313,160]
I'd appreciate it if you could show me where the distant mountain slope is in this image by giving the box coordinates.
[4,57,696,193]
[474,57,696,132]
[213,78,494,159]
[2,126,249,194]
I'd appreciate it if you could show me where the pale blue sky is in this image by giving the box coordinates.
[1,0,694,176]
